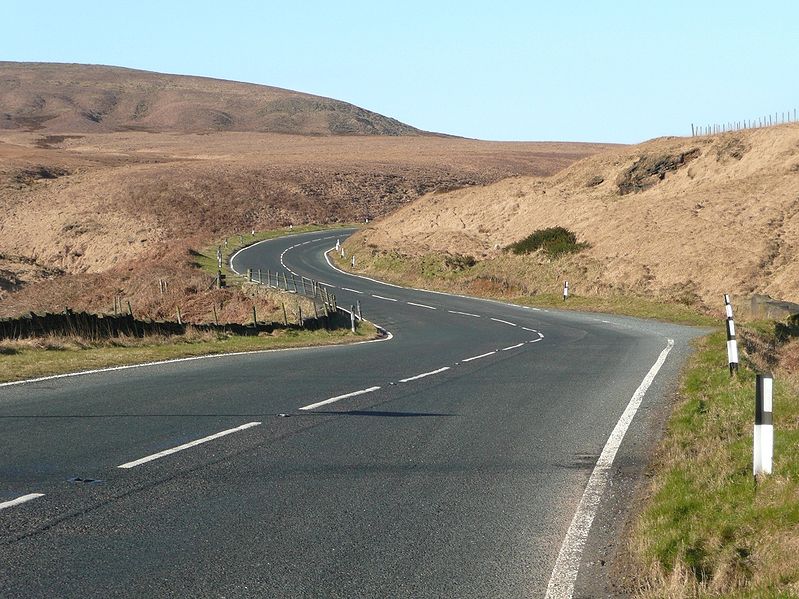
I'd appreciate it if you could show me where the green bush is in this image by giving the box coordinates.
[506,227,588,258]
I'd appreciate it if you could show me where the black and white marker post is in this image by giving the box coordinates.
[724,294,739,374]
[563,281,569,301]
[754,373,774,476]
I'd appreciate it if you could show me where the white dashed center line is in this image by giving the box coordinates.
[118,422,262,469]
[407,302,436,310]
[342,287,363,294]
[372,295,398,302]
[0,493,45,511]
[490,318,517,326]
[300,386,381,411]
[448,310,480,317]
[502,343,525,351]
[461,351,496,363]
[399,367,450,383]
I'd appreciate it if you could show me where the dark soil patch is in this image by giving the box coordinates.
[617,148,700,195]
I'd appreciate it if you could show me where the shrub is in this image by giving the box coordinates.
[506,227,588,258]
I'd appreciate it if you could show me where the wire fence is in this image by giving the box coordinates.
[692,108,797,136]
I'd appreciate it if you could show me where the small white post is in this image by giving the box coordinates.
[563,281,569,301]
[335,239,340,251]
[351,256,356,268]
[357,300,362,320]
[754,374,774,476]
[724,294,738,374]
[350,306,356,333]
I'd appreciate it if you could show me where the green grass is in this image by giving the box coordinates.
[0,323,378,384]
[338,247,717,327]
[513,293,718,327]
[628,330,799,597]
[506,226,589,258]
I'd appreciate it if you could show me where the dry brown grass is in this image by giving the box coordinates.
[356,125,799,308]
[0,132,609,315]
[0,62,422,136]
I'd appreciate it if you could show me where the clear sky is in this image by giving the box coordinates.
[3,0,798,143]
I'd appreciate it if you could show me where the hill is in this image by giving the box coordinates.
[353,124,799,308]
[0,62,423,136]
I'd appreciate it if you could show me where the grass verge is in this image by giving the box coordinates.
[0,323,378,384]
[335,247,716,326]
[625,329,799,597]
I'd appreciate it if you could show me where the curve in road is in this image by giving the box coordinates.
[0,229,700,598]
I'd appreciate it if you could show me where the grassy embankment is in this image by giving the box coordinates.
[0,225,373,384]
[335,240,799,597]
[334,246,716,326]
[626,324,799,598]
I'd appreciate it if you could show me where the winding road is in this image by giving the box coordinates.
[1,229,699,598]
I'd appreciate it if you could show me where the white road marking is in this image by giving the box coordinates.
[407,302,436,310]
[342,287,363,294]
[399,367,450,383]
[490,318,517,326]
[319,282,335,288]
[521,327,538,332]
[299,386,381,411]
[0,493,45,511]
[372,294,398,302]
[528,338,542,343]
[502,343,525,351]
[448,310,480,317]
[118,422,262,469]
[462,351,496,362]
[545,338,675,599]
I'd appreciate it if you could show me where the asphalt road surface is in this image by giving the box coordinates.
[0,229,700,598]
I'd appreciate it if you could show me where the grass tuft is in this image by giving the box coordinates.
[506,226,589,258]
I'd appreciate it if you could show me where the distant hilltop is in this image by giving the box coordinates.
[0,62,425,136]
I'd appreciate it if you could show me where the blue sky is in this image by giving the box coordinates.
[3,1,798,143]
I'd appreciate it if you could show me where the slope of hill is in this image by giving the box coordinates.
[353,124,799,308]
[0,62,422,136]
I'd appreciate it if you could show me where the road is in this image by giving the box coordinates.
[0,229,699,598]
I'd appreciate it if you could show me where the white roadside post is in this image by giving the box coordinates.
[754,373,774,476]
[724,294,739,374]
[350,305,356,333]
[336,239,340,252]
[563,281,569,301]
[351,255,356,268]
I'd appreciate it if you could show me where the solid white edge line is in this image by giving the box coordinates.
[399,367,450,383]
[544,338,675,599]
[407,302,436,310]
[490,318,517,326]
[502,343,525,351]
[0,493,45,511]
[118,422,262,469]
[448,310,480,317]
[461,351,496,363]
[372,294,398,302]
[299,386,381,411]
